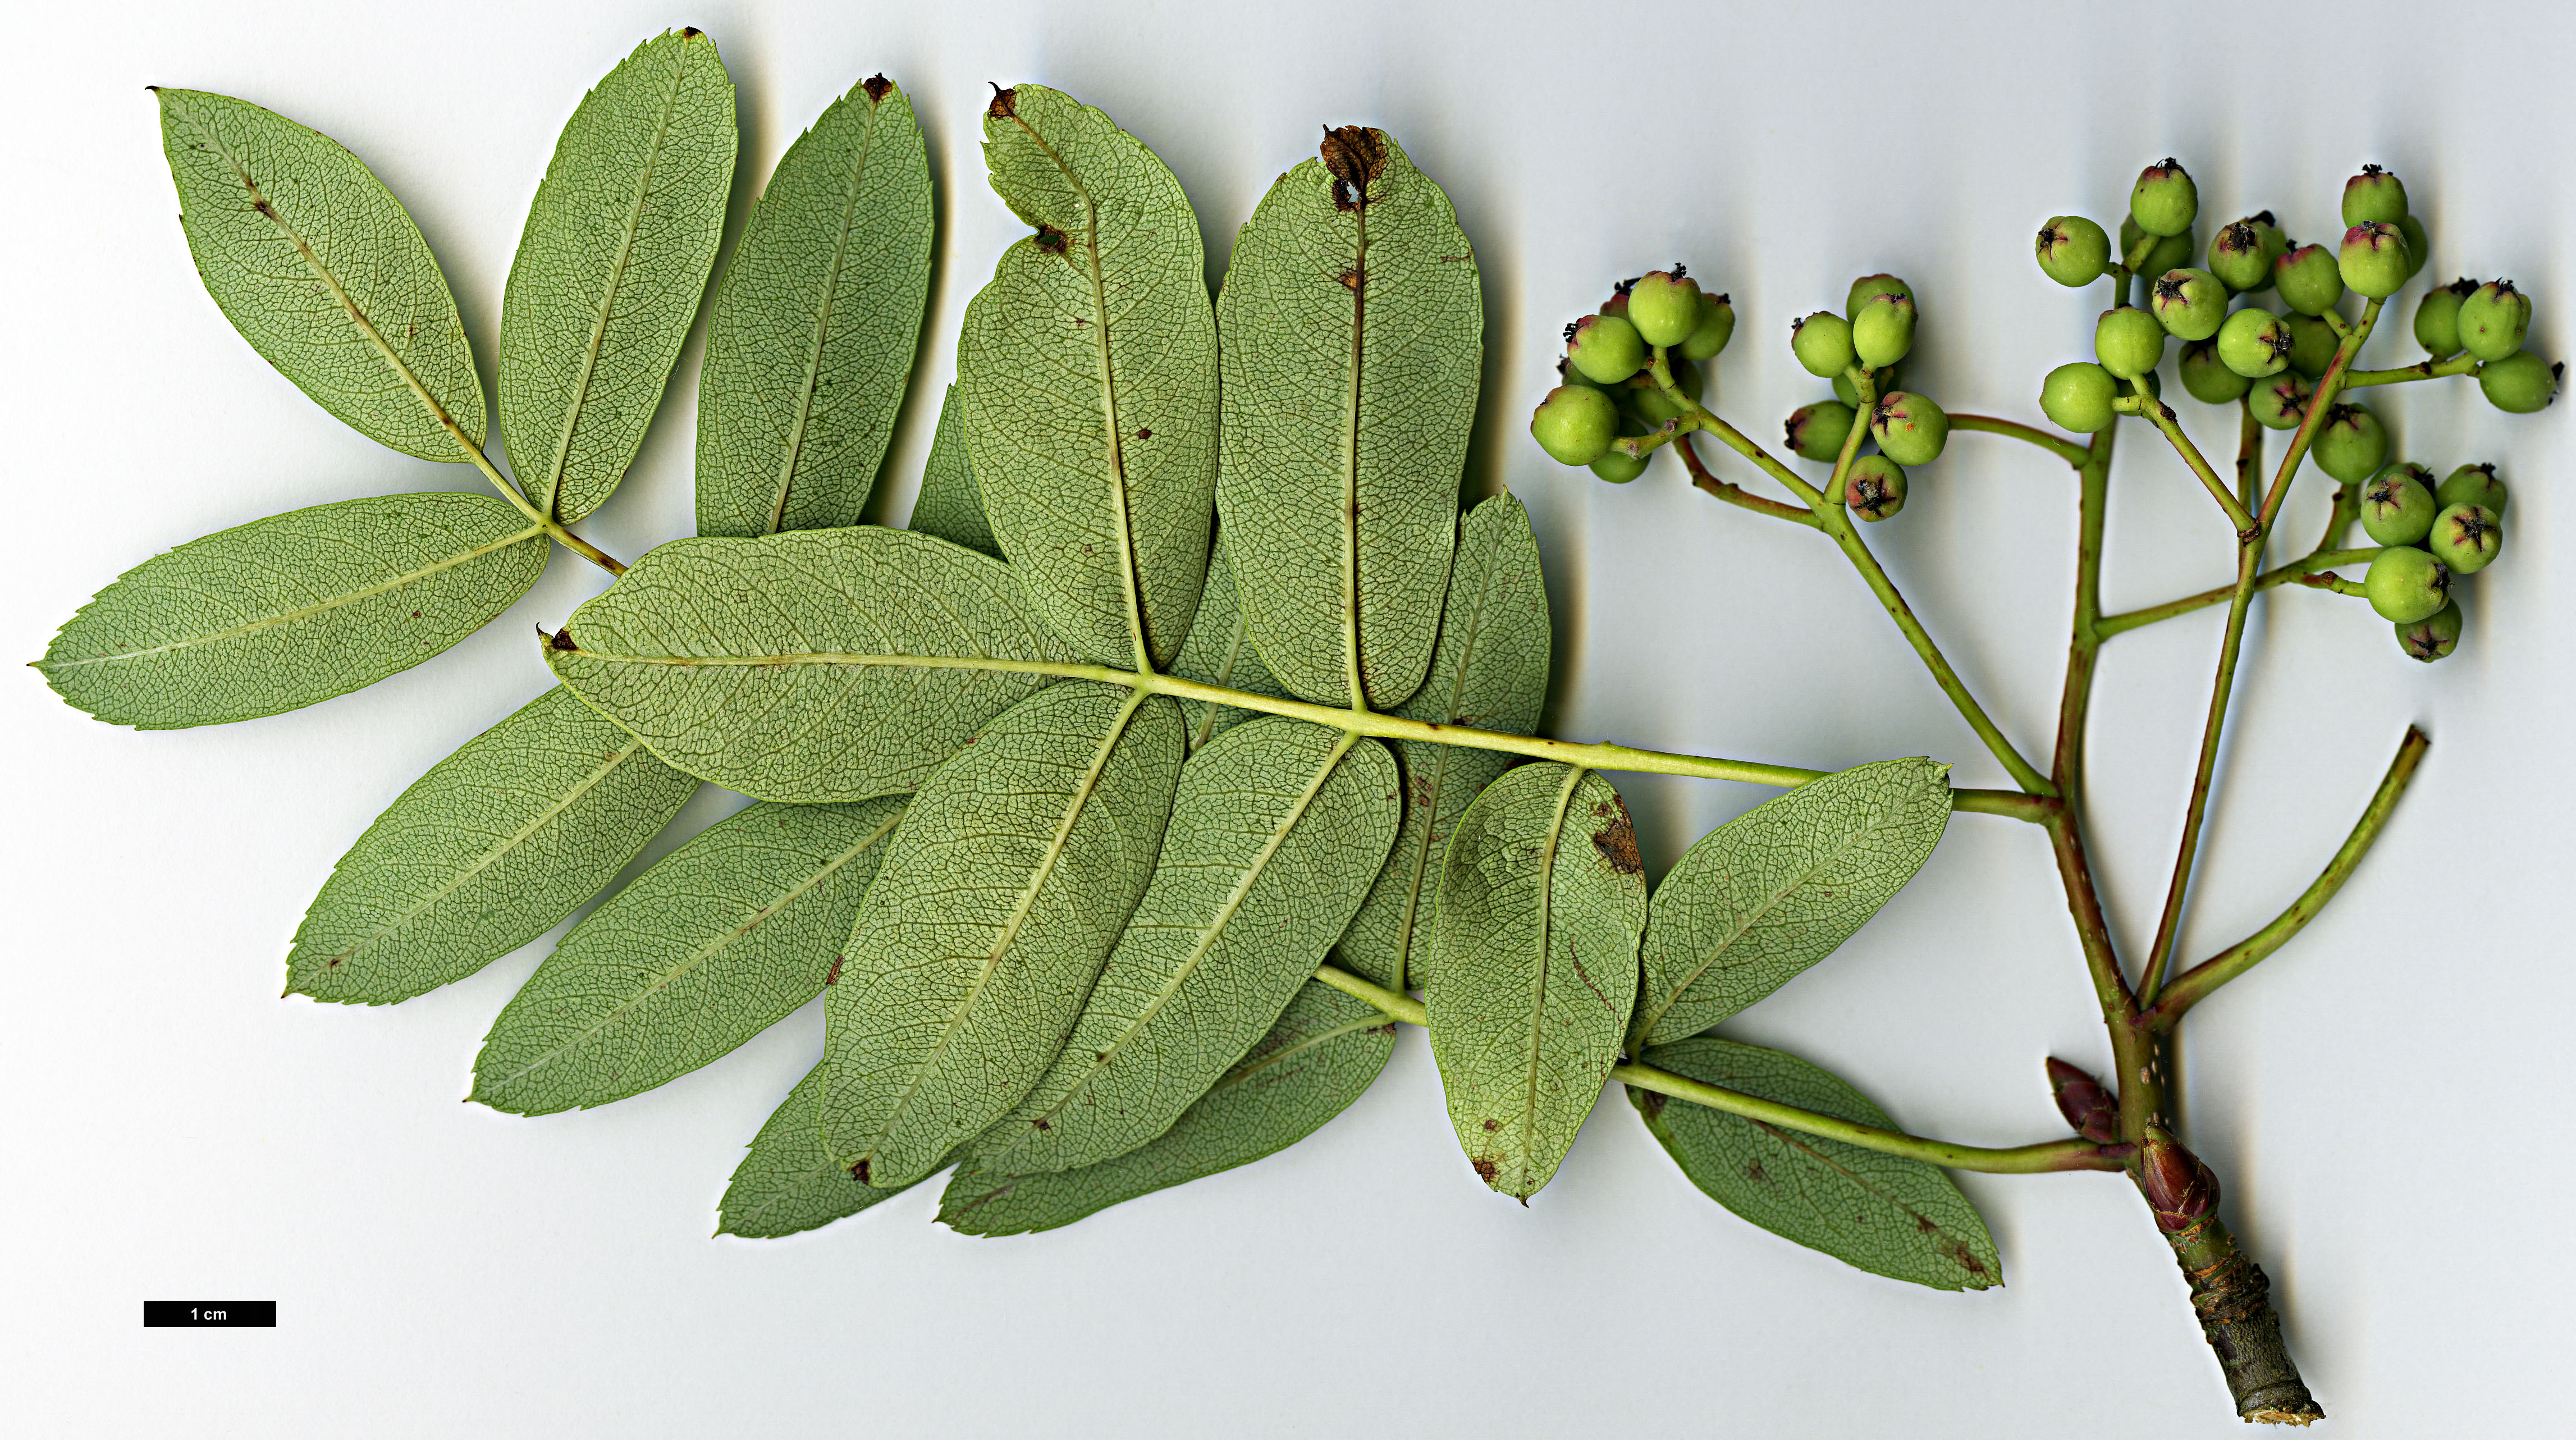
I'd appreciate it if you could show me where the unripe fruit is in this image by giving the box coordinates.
[2130,158,2197,237]
[2396,601,2461,663]
[2042,362,2120,433]
[2095,306,2166,378]
[2363,546,2450,624]
[2248,371,2313,431]
[2478,351,2560,413]
[2217,308,2294,378]
[1599,282,1633,318]
[1623,357,1701,427]
[1530,385,1618,465]
[2037,217,2111,287]
[2180,339,2253,403]
[1792,311,1857,378]
[1852,292,1919,368]
[1555,356,1609,393]
[1847,273,1914,316]
[1589,449,1650,483]
[1785,401,1857,461]
[2436,463,2506,519]
[2341,164,2408,227]
[1567,313,1646,384]
[2428,502,2502,574]
[2414,279,2476,358]
[2282,312,2339,380]
[2312,403,2388,484]
[2150,268,2228,340]
[1628,269,1703,349]
[2274,244,2346,317]
[2398,214,2429,280]
[1844,455,1907,520]
[2209,220,2273,292]
[2358,464,2438,547]
[2122,216,2194,280]
[1680,292,1736,362]
[2459,281,2532,362]
[1870,391,1949,465]
[2338,222,2410,299]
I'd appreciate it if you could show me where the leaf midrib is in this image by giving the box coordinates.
[1518,765,1586,1185]
[1387,513,1513,986]
[1337,167,1370,708]
[765,90,885,535]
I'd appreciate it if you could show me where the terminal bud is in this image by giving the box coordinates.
[2139,1133,2222,1233]
[2045,1058,2120,1144]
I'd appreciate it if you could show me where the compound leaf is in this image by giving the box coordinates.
[153,87,486,460]
[821,682,1185,1190]
[972,717,1398,1176]
[285,686,696,1004]
[907,383,998,557]
[1631,1036,2001,1291]
[697,74,931,537]
[939,981,1392,1236]
[1215,126,1482,708]
[1169,534,1288,750]
[472,796,907,1114]
[958,84,1218,671]
[543,525,1069,802]
[500,29,736,523]
[40,493,546,729]
[1426,763,1645,1199]
[717,1060,924,1238]
[1635,757,1951,1047]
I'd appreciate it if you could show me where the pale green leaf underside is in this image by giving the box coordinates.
[1636,757,1952,1046]
[501,29,736,523]
[822,683,1185,1189]
[543,525,1068,802]
[1335,493,1551,991]
[939,981,1392,1236]
[39,492,546,729]
[472,796,906,1114]
[908,383,999,557]
[972,717,1398,1176]
[1169,534,1288,750]
[1634,1037,2001,1291]
[697,76,931,537]
[719,1060,925,1238]
[286,687,696,1004]
[155,87,486,460]
[1215,129,1482,708]
[958,84,1218,670]
[1426,764,1645,1199]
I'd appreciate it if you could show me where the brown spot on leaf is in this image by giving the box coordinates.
[1591,803,1642,875]
[851,1159,871,1185]
[1482,1119,1499,1132]
[1337,268,1360,291]
[861,74,893,103]
[1636,1089,1667,1118]
[1746,1159,1769,1183]
[679,26,702,38]
[1320,125,1387,211]
[1033,224,1068,256]
[1471,1157,1499,1182]
[986,84,1017,118]
[1134,428,1151,440]
[1033,1118,1050,1131]
[548,626,578,652]
[823,954,844,986]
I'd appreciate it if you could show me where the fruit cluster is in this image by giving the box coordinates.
[1532,267,1737,482]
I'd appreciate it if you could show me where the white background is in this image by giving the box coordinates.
[4,1,2569,1434]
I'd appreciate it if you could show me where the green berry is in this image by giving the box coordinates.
[2248,371,2313,431]
[2395,601,2461,663]
[2041,362,2120,433]
[2282,312,2339,379]
[1847,273,1914,316]
[1852,292,1918,368]
[2312,403,2388,483]
[2095,306,2166,379]
[2216,308,2293,378]
[1623,358,1701,427]
[2397,214,2429,280]
[2363,546,2450,624]
[2149,268,2229,340]
[2337,222,2410,299]
[1844,455,1908,520]
[2435,463,2506,519]
[2358,464,2438,546]
[1792,311,1856,378]
[2478,351,2560,413]
[1628,268,1704,349]
[2121,216,2194,280]
[1589,448,1650,483]
[2179,339,2253,403]
[2340,165,2408,227]
[1870,391,1948,465]
[2414,279,2476,358]
[1680,292,1736,362]
[1599,282,1633,318]
[2208,219,2274,292]
[2037,217,2111,288]
[2274,244,2346,317]
[2130,158,2198,237]
[1531,385,1618,465]
[2459,281,2532,362]
[1567,313,1646,385]
[2428,502,2502,574]
[1554,356,1609,393]
[1785,401,1857,461]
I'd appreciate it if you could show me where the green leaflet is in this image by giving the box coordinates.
[543,526,1068,802]
[1426,764,1646,1199]
[1215,127,1482,709]
[1169,535,1288,750]
[1634,758,1952,1047]
[957,85,1218,671]
[907,384,999,557]
[697,76,931,537]
[718,1060,924,1238]
[822,682,1185,1189]
[1335,493,1552,991]
[471,797,906,1114]
[285,687,696,1004]
[940,981,1392,1236]
[1632,1037,2001,1291]
[500,29,736,523]
[154,88,486,460]
[972,717,1399,1176]
[39,493,546,729]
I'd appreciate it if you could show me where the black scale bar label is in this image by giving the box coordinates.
[144,1301,276,1328]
